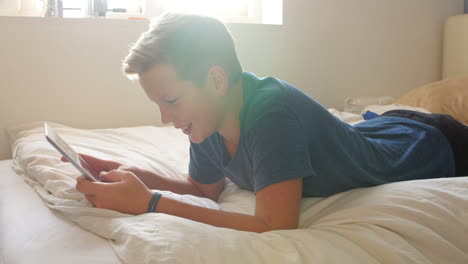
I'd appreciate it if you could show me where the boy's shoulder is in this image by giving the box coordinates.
[241,72,293,124]
[241,72,318,132]
[242,72,288,101]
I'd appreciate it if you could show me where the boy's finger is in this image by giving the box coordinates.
[76,175,86,182]
[61,156,68,162]
[78,153,101,167]
[100,171,123,183]
[79,153,120,172]
[76,178,103,195]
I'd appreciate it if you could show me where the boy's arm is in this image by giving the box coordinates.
[63,153,225,202]
[123,166,225,202]
[155,177,302,233]
[76,170,302,233]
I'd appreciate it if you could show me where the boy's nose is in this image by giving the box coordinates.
[160,107,173,125]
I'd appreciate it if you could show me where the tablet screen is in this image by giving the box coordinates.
[44,123,101,182]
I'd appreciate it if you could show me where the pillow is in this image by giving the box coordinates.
[328,104,430,126]
[344,96,395,114]
[361,104,430,115]
[396,76,468,124]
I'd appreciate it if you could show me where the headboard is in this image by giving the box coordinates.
[443,14,468,78]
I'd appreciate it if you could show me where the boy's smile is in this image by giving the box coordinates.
[138,63,235,144]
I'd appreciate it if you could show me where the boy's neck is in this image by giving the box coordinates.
[218,79,244,147]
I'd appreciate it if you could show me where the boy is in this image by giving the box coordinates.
[73,13,467,233]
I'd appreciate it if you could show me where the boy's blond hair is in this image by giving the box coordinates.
[122,13,243,86]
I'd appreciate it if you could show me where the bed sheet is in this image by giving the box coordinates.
[5,106,468,264]
[0,159,121,264]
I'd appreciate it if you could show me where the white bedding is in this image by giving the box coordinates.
[6,108,468,264]
[0,159,121,264]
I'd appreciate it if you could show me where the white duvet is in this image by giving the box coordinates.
[7,108,468,264]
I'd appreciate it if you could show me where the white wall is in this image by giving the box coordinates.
[242,0,463,107]
[0,0,464,160]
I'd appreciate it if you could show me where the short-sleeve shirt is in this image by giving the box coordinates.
[189,72,455,197]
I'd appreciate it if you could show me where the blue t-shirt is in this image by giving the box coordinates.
[189,72,455,197]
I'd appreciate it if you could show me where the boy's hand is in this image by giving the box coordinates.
[61,153,123,175]
[76,167,153,215]
[62,153,153,188]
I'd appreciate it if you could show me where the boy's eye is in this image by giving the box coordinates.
[166,98,179,105]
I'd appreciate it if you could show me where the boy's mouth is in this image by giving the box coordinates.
[181,123,192,135]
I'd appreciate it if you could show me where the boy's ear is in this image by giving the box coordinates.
[207,66,228,95]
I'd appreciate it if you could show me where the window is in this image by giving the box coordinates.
[62,0,83,18]
[154,0,254,23]
[3,0,282,24]
[61,0,139,18]
[141,0,282,24]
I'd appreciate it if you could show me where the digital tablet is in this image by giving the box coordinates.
[44,123,101,182]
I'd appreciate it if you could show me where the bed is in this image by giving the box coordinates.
[1,103,468,264]
[1,159,121,263]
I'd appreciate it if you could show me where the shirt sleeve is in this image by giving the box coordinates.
[247,111,317,193]
[189,141,224,184]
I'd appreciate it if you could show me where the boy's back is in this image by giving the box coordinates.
[190,72,455,197]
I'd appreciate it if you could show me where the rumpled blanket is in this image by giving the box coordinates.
[8,108,468,264]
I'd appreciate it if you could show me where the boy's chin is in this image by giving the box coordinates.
[188,134,203,143]
[189,132,210,144]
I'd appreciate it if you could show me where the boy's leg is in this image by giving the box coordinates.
[381,110,468,176]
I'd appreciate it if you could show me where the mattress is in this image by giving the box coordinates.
[3,106,468,264]
[0,159,121,264]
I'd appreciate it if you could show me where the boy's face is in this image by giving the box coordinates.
[139,64,227,143]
